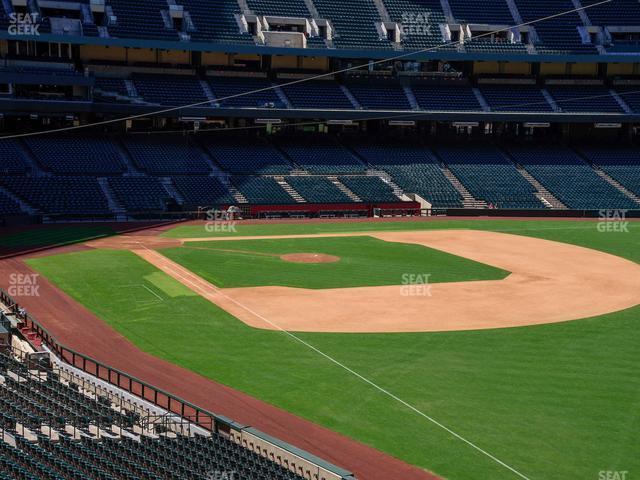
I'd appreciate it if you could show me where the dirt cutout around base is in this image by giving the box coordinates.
[135,229,640,333]
[281,253,340,264]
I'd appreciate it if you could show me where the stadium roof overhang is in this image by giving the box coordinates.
[2,31,640,63]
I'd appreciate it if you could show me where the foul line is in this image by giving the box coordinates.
[136,242,532,480]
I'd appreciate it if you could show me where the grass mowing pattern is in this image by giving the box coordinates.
[27,220,640,480]
[160,236,508,288]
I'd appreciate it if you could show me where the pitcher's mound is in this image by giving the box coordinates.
[280,253,340,264]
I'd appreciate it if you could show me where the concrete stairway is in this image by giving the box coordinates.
[226,183,249,204]
[516,167,567,209]
[200,80,216,105]
[274,176,306,203]
[541,89,560,112]
[367,169,406,199]
[327,176,362,202]
[160,178,185,205]
[113,140,142,175]
[441,168,487,208]
[593,168,640,206]
[610,89,633,114]
[97,178,126,217]
[0,185,38,215]
[403,86,419,110]
[341,85,362,109]
[273,84,293,109]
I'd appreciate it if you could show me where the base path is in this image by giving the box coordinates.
[137,230,640,333]
[0,257,438,480]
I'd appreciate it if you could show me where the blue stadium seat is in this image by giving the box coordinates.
[508,145,638,209]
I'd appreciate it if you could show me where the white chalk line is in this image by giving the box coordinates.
[135,242,532,480]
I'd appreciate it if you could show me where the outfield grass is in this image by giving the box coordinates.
[27,220,640,480]
[160,236,508,289]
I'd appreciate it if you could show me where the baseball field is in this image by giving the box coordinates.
[16,218,640,480]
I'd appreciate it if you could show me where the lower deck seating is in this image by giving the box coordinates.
[171,176,236,207]
[286,176,353,203]
[107,177,172,211]
[123,137,212,175]
[25,137,125,175]
[0,190,22,215]
[353,144,464,208]
[1,177,109,215]
[508,146,638,209]
[231,176,296,204]
[435,146,544,208]
[580,147,640,197]
[278,138,366,174]
[201,137,293,174]
[0,140,31,175]
[0,350,304,480]
[338,176,399,202]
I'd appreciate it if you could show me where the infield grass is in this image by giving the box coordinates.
[27,219,640,480]
[160,236,508,288]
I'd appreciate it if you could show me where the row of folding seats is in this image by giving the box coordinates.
[480,85,553,112]
[281,80,354,109]
[352,144,464,208]
[435,145,544,208]
[508,146,639,209]
[514,0,597,54]
[181,0,255,44]
[338,176,400,202]
[201,137,293,174]
[208,76,282,108]
[133,74,210,106]
[313,0,394,49]
[25,137,126,175]
[580,147,640,197]
[286,176,353,203]
[76,74,640,113]
[94,77,130,97]
[107,177,172,211]
[0,177,110,214]
[231,176,297,204]
[278,138,367,174]
[0,349,305,480]
[0,139,31,174]
[0,190,22,215]
[107,0,179,40]
[548,86,623,113]
[172,176,237,207]
[413,84,480,111]
[122,137,212,175]
[349,83,412,110]
[385,0,451,50]
[247,0,310,16]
